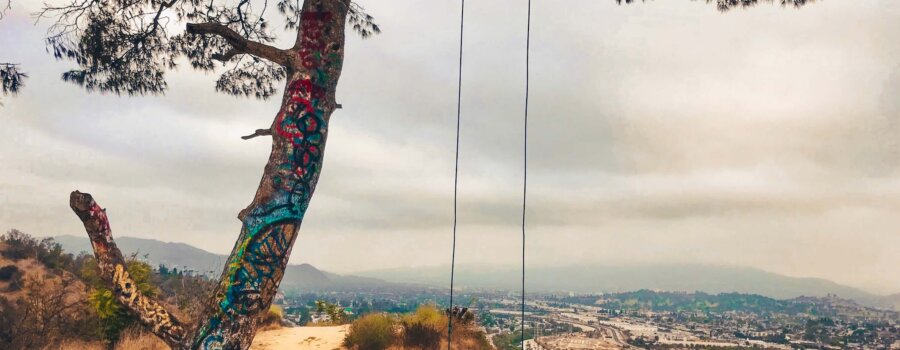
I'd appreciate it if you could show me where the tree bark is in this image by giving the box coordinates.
[68,1,351,349]
[192,0,349,347]
[69,191,188,348]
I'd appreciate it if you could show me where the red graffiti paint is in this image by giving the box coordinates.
[299,12,330,70]
[274,78,324,142]
[273,12,331,144]
[89,203,111,234]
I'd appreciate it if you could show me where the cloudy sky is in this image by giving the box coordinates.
[1,0,898,294]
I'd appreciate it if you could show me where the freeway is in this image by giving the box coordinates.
[548,314,639,349]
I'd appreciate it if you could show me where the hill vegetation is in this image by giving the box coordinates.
[557,289,900,321]
[0,229,216,349]
[583,290,814,314]
[342,305,491,350]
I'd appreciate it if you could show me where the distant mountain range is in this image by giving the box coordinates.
[52,235,899,310]
[357,265,858,299]
[54,235,226,274]
[51,235,397,292]
[358,265,897,307]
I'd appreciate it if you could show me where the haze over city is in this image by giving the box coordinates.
[1,0,899,296]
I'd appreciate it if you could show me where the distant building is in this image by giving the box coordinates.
[310,314,331,324]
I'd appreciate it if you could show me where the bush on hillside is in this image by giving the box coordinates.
[401,304,446,349]
[0,275,99,349]
[80,257,159,342]
[0,265,23,292]
[1,229,75,271]
[0,229,218,347]
[344,304,492,350]
[0,265,18,281]
[343,313,398,350]
[259,304,285,330]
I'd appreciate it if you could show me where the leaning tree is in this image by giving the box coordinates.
[23,0,812,349]
[45,0,378,348]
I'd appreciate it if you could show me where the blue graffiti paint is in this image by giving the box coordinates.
[192,11,335,349]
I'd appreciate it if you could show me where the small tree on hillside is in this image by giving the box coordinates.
[0,274,96,349]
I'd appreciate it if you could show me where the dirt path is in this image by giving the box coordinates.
[251,325,349,350]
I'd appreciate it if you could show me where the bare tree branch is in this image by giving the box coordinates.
[240,128,272,140]
[68,191,188,349]
[186,22,291,66]
[0,0,10,20]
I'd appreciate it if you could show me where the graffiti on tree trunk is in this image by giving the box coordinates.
[193,11,338,350]
[70,193,188,346]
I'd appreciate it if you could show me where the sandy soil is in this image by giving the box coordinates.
[251,325,349,350]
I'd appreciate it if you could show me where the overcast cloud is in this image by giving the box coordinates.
[1,0,898,294]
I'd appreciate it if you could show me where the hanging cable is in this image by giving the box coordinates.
[521,0,532,348]
[448,0,465,349]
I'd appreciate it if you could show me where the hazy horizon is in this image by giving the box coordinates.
[43,233,898,298]
[38,228,900,298]
[2,0,899,295]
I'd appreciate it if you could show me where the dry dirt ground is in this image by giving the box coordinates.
[251,325,350,350]
[51,326,349,350]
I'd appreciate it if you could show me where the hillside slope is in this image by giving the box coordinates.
[0,243,88,302]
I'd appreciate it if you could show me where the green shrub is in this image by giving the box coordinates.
[401,304,447,349]
[0,265,20,282]
[343,313,397,350]
[82,257,157,342]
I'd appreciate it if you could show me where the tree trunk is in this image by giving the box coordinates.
[69,1,351,349]
[191,1,348,348]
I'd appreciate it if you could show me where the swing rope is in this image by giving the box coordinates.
[522,0,532,347]
[448,1,530,349]
[448,0,465,348]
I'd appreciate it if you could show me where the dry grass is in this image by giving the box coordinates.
[114,328,171,350]
[42,330,171,350]
[48,339,106,350]
[50,326,361,350]
[0,254,89,303]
